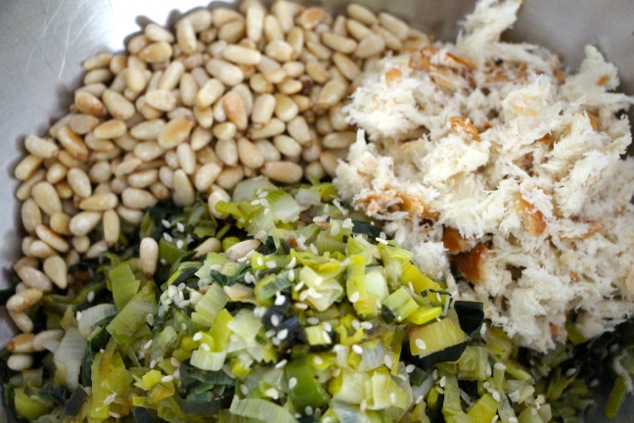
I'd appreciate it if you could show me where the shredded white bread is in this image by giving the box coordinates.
[335,0,634,352]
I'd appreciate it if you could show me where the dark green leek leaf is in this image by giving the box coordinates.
[63,387,88,417]
[403,342,469,370]
[453,301,484,336]
[210,262,252,287]
[351,220,381,239]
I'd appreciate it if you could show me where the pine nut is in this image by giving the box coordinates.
[316,115,333,135]
[84,68,113,85]
[213,122,237,141]
[31,181,62,215]
[139,237,159,277]
[83,52,113,70]
[176,18,197,54]
[245,0,265,42]
[194,106,214,128]
[79,192,118,211]
[372,24,402,50]
[323,131,356,149]
[237,138,264,169]
[67,167,92,198]
[172,170,195,206]
[49,212,72,236]
[378,12,409,40]
[217,166,245,190]
[128,169,158,188]
[17,266,53,292]
[103,209,120,246]
[56,181,74,199]
[196,78,225,109]
[287,116,312,145]
[305,161,326,180]
[46,163,67,184]
[195,161,223,191]
[332,52,361,81]
[75,91,105,117]
[117,205,144,225]
[131,119,166,140]
[208,185,231,219]
[298,7,326,30]
[14,256,36,273]
[138,41,173,63]
[219,20,247,44]
[25,135,59,159]
[180,73,198,107]
[134,141,165,161]
[114,157,142,177]
[320,151,339,177]
[7,333,35,354]
[254,139,282,162]
[264,15,284,42]
[28,240,57,259]
[16,169,46,201]
[272,1,294,33]
[355,34,386,58]
[302,135,322,164]
[274,135,302,157]
[21,199,42,234]
[58,150,88,170]
[277,78,303,95]
[165,150,179,168]
[145,89,177,111]
[262,160,303,184]
[214,138,237,166]
[22,237,35,256]
[347,4,378,25]
[86,240,108,259]
[316,79,348,111]
[103,89,136,120]
[265,40,296,62]
[321,32,358,54]
[69,114,100,135]
[114,134,138,152]
[124,68,148,93]
[223,91,248,131]
[7,354,34,371]
[194,237,221,258]
[72,235,91,253]
[249,117,285,139]
[287,27,304,56]
[43,255,68,289]
[273,94,299,122]
[226,239,261,261]
[251,94,276,128]
[7,289,43,312]
[145,23,175,43]
[14,155,42,181]
[9,311,34,333]
[222,45,262,65]
[206,59,244,86]
[35,225,69,253]
[291,95,312,113]
[250,73,273,94]
[33,330,64,352]
[57,127,89,161]
[149,181,170,200]
[212,8,243,27]
[158,116,194,149]
[190,127,212,151]
[159,166,175,188]
[176,143,196,175]
[122,188,158,209]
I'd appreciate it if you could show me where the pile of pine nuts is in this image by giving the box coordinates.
[7,0,429,370]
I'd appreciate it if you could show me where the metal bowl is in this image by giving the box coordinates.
[1,1,632,421]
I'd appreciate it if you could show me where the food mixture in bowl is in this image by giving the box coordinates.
[2,0,633,422]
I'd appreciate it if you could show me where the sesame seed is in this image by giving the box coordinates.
[277,328,289,340]
[176,222,185,232]
[240,384,249,395]
[360,400,367,412]
[163,233,173,242]
[294,302,308,309]
[305,406,313,416]
[390,393,397,404]
[309,244,319,255]
[193,332,203,342]
[87,291,95,303]
[361,321,373,330]
[274,293,286,306]
[271,314,280,327]
[491,417,499,423]
[288,271,296,282]
[415,395,424,404]
[351,320,360,330]
[565,367,577,377]
[322,322,332,332]
[494,362,507,371]
[143,340,153,350]
[375,237,388,245]
[342,218,353,229]
[313,355,323,365]
[266,260,277,269]
[307,317,319,325]
[176,239,184,249]
[492,390,501,402]
[275,359,288,369]
[289,377,298,389]
[439,376,446,388]
[352,344,363,355]
[265,329,276,338]
[76,311,82,321]
[406,364,416,373]
[265,388,279,399]
[109,412,121,418]
[161,375,174,383]
[299,290,310,302]
[384,355,393,369]
[349,292,360,303]
[150,360,157,368]
[256,256,264,267]
[201,343,211,352]
[286,257,297,269]
[161,220,171,228]
[170,358,180,368]
[415,339,427,350]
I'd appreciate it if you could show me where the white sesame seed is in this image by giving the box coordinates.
[565,367,577,377]
[305,406,313,415]
[288,271,296,282]
[150,360,157,368]
[143,340,153,350]
[146,313,155,326]
[492,390,501,402]
[390,393,397,404]
[439,376,446,388]
[313,355,323,365]
[351,320,360,330]
[275,359,288,369]
[266,260,277,269]
[109,412,121,418]
[274,292,286,306]
[271,314,280,327]
[352,344,363,355]
[360,321,373,330]
[87,291,95,303]
[491,416,499,423]
[265,388,279,399]
[193,332,203,342]
[286,257,297,269]
[289,377,297,389]
[309,244,319,255]
[494,362,507,371]
[176,239,184,249]
[294,302,308,310]
[265,329,276,338]
[307,317,319,325]
[360,400,367,412]
[375,237,388,245]
[322,322,332,332]
[299,290,310,302]
[163,233,173,242]
[416,395,424,404]
[384,355,393,369]
[76,311,82,321]
[415,339,427,350]
[170,357,180,368]
[162,220,171,228]
[277,328,289,340]
[240,384,249,395]
[256,256,264,267]
[349,292,360,303]
[161,375,174,383]
[406,364,416,373]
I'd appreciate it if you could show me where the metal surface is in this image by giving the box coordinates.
[0,1,632,421]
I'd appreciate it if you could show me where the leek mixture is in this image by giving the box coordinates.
[3,177,633,422]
